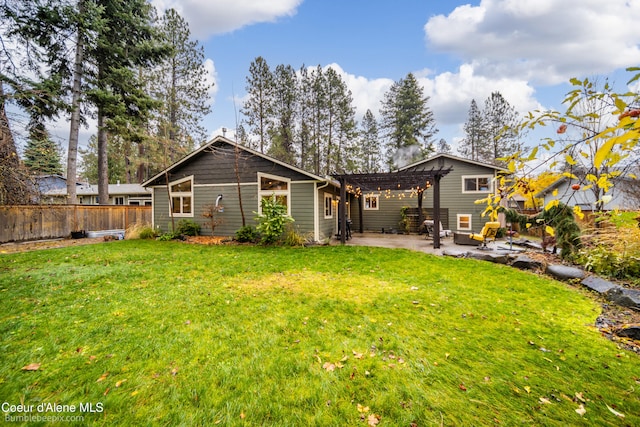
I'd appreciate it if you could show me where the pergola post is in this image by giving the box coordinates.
[339,176,347,244]
[433,174,442,249]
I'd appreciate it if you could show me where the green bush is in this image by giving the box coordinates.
[235,225,259,243]
[157,232,177,241]
[139,226,157,240]
[577,245,640,280]
[176,219,200,236]
[255,196,294,244]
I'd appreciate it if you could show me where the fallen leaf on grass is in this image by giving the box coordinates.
[539,397,551,404]
[171,368,179,376]
[115,379,127,387]
[575,404,586,416]
[353,351,364,359]
[459,384,467,391]
[103,387,110,396]
[357,404,370,413]
[606,404,625,418]
[322,362,336,372]
[21,363,40,371]
[240,412,246,419]
[367,413,380,426]
[524,386,531,394]
[575,392,586,403]
[96,372,109,382]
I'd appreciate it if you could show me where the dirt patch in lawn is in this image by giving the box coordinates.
[0,237,106,254]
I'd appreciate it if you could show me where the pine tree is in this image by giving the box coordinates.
[324,67,355,174]
[79,135,128,184]
[86,0,169,204]
[242,57,274,153]
[297,65,314,171]
[268,64,297,165]
[380,73,437,169]
[482,91,521,163]
[309,65,327,175]
[459,99,485,161]
[148,8,213,168]
[358,109,382,172]
[436,138,451,154]
[23,122,63,175]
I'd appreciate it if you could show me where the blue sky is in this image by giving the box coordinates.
[42,0,640,155]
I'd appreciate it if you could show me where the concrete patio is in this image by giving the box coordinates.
[332,232,523,256]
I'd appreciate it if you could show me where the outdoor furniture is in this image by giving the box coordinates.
[469,221,501,249]
[453,232,481,246]
[422,220,451,239]
[336,218,352,240]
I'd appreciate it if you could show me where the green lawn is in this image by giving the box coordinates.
[1,241,638,426]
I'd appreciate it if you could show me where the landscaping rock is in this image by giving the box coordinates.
[605,287,640,311]
[442,249,467,258]
[581,276,618,294]
[465,251,510,264]
[510,255,544,271]
[545,264,585,280]
[614,324,640,340]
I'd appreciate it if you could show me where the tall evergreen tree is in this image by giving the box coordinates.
[297,65,314,171]
[268,64,297,165]
[459,99,485,161]
[324,67,356,174]
[483,91,521,163]
[309,65,327,175]
[358,109,382,172]
[379,73,437,169]
[242,57,274,154]
[146,8,212,173]
[436,138,451,154]
[23,122,63,175]
[86,0,169,204]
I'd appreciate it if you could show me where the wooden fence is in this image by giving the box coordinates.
[0,205,152,243]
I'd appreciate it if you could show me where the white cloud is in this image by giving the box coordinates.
[203,58,219,101]
[325,63,541,129]
[151,0,303,39]
[425,0,640,85]
[418,64,542,125]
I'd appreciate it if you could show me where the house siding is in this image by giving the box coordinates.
[147,139,340,240]
[402,156,502,232]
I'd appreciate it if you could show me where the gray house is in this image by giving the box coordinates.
[142,136,341,241]
[536,176,639,211]
[346,153,507,234]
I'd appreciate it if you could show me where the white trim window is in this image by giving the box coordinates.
[457,214,472,231]
[324,193,334,219]
[169,176,194,217]
[462,175,493,193]
[364,194,379,210]
[258,173,291,215]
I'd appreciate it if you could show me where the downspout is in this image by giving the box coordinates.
[315,180,330,242]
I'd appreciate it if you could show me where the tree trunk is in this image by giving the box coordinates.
[97,111,109,204]
[66,0,85,205]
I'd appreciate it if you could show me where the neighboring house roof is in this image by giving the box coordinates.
[40,181,151,197]
[534,176,569,197]
[142,135,338,187]
[398,152,509,173]
[534,176,633,198]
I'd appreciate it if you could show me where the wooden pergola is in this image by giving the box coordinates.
[333,166,453,248]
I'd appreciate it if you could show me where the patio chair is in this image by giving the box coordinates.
[422,220,451,239]
[469,221,501,249]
